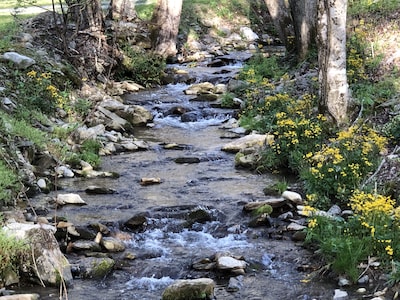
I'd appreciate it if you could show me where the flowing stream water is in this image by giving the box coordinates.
[25,52,341,300]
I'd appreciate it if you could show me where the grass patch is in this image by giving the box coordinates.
[0,159,20,207]
[0,0,56,9]
[0,224,28,286]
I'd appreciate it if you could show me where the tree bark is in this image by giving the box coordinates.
[263,0,295,52]
[108,0,137,21]
[66,0,104,32]
[317,0,349,126]
[151,0,183,58]
[289,0,317,60]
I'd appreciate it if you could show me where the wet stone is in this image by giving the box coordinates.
[174,157,201,164]
[71,240,102,252]
[124,213,148,232]
[85,185,117,194]
[227,275,244,292]
[101,237,126,252]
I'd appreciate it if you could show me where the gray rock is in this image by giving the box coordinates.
[333,289,349,300]
[71,240,102,252]
[217,256,247,271]
[1,52,35,69]
[74,257,115,279]
[55,165,74,178]
[75,124,106,142]
[101,237,125,252]
[175,157,201,164]
[162,278,215,300]
[36,178,47,189]
[327,204,342,216]
[227,275,244,292]
[184,82,215,95]
[222,133,272,153]
[56,193,86,205]
[240,26,259,41]
[85,185,116,194]
[282,191,303,205]
[3,222,72,286]
[286,222,306,231]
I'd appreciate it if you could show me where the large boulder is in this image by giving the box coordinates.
[3,222,72,286]
[99,99,153,126]
[162,278,215,300]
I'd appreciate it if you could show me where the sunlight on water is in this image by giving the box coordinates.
[153,114,230,129]
[126,220,252,261]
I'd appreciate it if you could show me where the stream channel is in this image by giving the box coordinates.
[28,51,340,299]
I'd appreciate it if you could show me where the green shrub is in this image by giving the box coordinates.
[239,55,288,82]
[72,139,102,169]
[220,92,236,108]
[383,114,400,143]
[118,47,165,87]
[0,223,28,287]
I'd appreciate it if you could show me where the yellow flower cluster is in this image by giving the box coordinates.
[26,70,66,109]
[308,218,318,229]
[350,191,395,218]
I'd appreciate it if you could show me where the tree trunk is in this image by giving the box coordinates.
[151,0,183,58]
[317,0,349,126]
[263,0,295,53]
[108,0,137,21]
[289,0,317,60]
[66,0,104,32]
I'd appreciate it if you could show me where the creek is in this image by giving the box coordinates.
[26,52,339,300]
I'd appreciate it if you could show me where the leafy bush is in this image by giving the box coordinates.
[65,139,102,169]
[118,47,166,87]
[382,114,400,143]
[239,54,288,82]
[0,225,28,286]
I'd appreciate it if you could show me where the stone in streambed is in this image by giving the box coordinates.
[72,257,115,279]
[85,185,116,194]
[56,193,86,206]
[162,278,215,300]
[101,237,125,252]
[174,157,200,164]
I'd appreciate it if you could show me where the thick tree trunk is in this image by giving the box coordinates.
[263,0,295,52]
[108,0,137,21]
[289,0,317,60]
[151,0,183,58]
[317,0,349,126]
